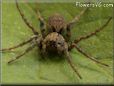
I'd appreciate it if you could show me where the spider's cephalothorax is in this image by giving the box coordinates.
[1,1,112,79]
[41,32,68,55]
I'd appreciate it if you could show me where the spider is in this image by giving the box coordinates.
[1,1,112,79]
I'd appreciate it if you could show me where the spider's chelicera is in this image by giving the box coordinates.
[1,1,112,79]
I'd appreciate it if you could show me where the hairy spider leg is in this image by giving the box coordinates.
[0,36,36,52]
[34,8,46,37]
[66,7,89,40]
[68,7,89,26]
[16,0,38,35]
[69,43,109,67]
[74,17,112,44]
[8,43,36,64]
[35,9,45,24]
[65,50,82,79]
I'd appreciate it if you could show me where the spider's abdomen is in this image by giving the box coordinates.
[47,13,66,33]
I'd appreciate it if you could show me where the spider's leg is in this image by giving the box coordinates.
[66,6,89,41]
[35,10,45,25]
[8,43,36,64]
[68,7,89,26]
[74,17,112,44]
[40,41,48,60]
[69,43,109,67]
[0,35,36,52]
[64,50,82,79]
[16,1,38,35]
[66,26,71,42]
[35,9,46,37]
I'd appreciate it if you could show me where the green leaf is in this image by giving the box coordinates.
[1,1,113,84]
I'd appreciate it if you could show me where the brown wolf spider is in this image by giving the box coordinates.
[1,1,112,79]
